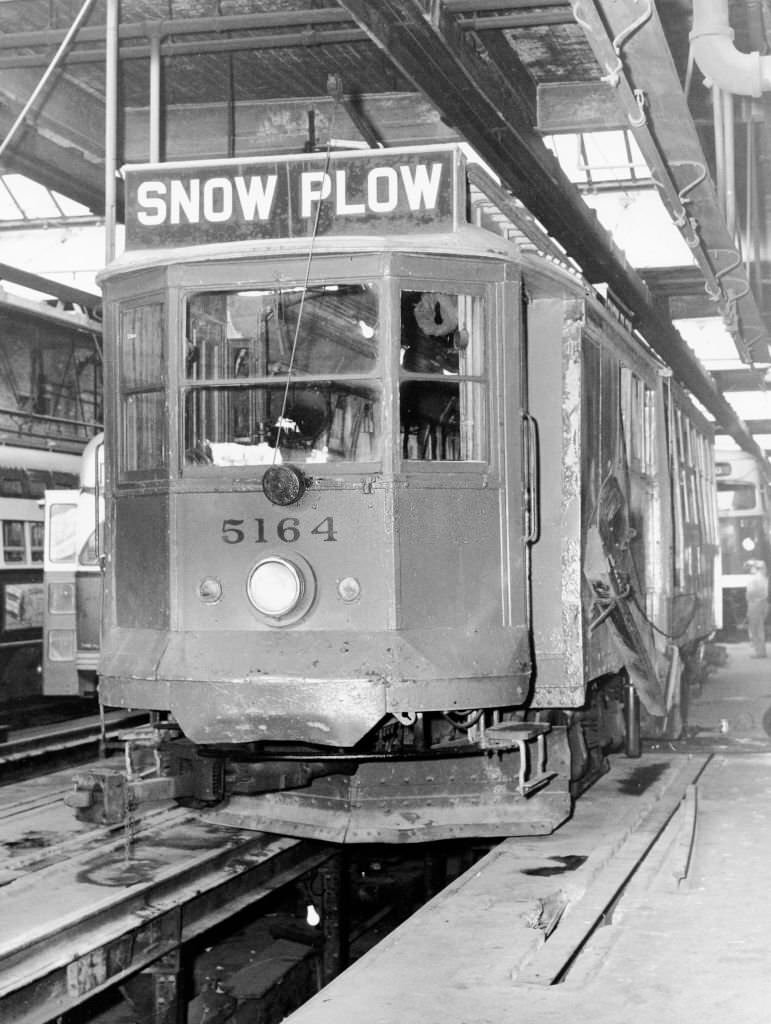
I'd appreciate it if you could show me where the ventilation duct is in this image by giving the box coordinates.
[690,0,771,96]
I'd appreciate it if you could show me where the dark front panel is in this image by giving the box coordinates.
[76,574,101,650]
[114,493,170,629]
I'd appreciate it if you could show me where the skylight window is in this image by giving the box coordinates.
[0,173,91,222]
[544,130,650,187]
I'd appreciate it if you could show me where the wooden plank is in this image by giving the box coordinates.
[710,368,769,391]
[283,753,709,1024]
[0,776,332,1024]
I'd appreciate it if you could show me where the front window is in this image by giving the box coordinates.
[399,290,485,461]
[184,284,381,467]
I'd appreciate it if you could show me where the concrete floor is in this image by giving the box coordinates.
[688,637,771,747]
[285,640,771,1024]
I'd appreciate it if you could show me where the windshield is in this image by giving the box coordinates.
[717,482,758,512]
[184,284,381,467]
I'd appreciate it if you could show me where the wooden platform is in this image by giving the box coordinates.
[282,751,712,1024]
[0,763,336,1024]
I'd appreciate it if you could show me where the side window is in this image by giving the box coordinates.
[26,470,51,499]
[2,520,26,563]
[30,522,44,563]
[120,300,166,475]
[399,291,486,461]
[48,503,79,564]
[620,367,656,476]
[0,473,24,497]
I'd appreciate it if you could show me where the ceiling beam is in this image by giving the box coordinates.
[0,264,101,316]
[0,9,358,51]
[643,266,712,297]
[0,114,105,213]
[337,0,631,279]
[475,29,537,122]
[0,67,106,212]
[124,93,457,163]
[0,69,105,157]
[742,421,771,436]
[711,368,769,390]
[537,81,629,133]
[336,0,765,460]
[644,266,729,320]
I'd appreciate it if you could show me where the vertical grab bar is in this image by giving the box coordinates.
[522,412,540,544]
[95,439,105,566]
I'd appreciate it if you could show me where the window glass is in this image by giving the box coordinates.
[400,291,485,461]
[120,301,166,474]
[30,522,44,562]
[3,520,26,563]
[48,502,78,563]
[52,471,78,489]
[0,474,24,497]
[717,482,757,512]
[80,526,102,566]
[26,470,50,499]
[184,284,381,467]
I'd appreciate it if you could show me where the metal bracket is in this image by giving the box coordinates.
[481,722,556,796]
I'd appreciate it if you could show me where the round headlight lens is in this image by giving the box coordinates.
[247,557,304,617]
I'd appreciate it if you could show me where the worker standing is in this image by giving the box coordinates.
[746,560,769,659]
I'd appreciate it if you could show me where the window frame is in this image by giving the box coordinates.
[180,278,384,473]
[396,278,489,471]
[117,294,168,482]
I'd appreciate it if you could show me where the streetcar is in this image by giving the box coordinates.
[0,445,80,700]
[71,144,718,842]
[715,448,771,633]
[42,433,104,697]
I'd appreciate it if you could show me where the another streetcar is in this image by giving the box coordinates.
[715,448,771,633]
[42,433,104,697]
[75,144,718,842]
[0,445,80,700]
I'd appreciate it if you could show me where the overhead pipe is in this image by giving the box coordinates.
[723,87,736,237]
[712,85,725,218]
[148,27,162,163]
[104,0,118,264]
[690,0,771,97]
[692,0,771,358]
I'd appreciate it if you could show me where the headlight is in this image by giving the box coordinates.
[247,557,304,617]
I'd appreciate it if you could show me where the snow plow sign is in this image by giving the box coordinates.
[123,146,462,249]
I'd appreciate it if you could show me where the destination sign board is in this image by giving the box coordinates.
[123,147,463,250]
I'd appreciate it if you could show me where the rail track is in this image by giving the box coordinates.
[0,707,148,783]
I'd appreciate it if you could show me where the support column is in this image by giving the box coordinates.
[318,850,347,984]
